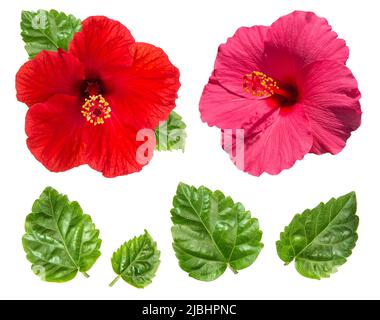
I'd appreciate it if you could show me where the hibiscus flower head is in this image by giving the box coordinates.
[16,16,180,177]
[199,11,361,176]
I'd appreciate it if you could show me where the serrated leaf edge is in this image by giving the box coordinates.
[22,187,101,282]
[277,191,358,279]
[109,230,160,288]
[172,182,264,280]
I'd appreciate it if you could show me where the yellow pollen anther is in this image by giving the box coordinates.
[243,71,280,98]
[81,94,111,126]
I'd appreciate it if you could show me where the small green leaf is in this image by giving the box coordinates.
[109,230,160,288]
[22,187,102,282]
[171,182,263,281]
[21,9,81,59]
[276,192,359,280]
[155,111,187,152]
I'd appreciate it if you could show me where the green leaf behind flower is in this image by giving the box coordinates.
[276,192,359,280]
[21,9,81,59]
[155,111,187,152]
[171,182,263,281]
[110,230,161,288]
[22,187,102,282]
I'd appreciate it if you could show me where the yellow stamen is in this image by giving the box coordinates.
[243,71,280,98]
[81,95,111,126]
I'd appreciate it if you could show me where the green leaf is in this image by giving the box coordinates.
[155,111,187,152]
[22,187,102,283]
[276,192,359,280]
[109,230,161,288]
[171,182,263,281]
[21,9,81,59]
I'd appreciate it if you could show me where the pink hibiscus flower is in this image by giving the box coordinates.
[199,11,362,176]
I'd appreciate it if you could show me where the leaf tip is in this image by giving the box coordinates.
[347,191,357,200]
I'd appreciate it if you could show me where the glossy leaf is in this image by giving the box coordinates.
[21,9,81,59]
[155,111,187,152]
[22,187,101,282]
[171,182,263,281]
[109,230,160,288]
[276,192,359,280]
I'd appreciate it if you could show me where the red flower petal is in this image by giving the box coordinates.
[82,103,155,178]
[19,16,181,178]
[214,26,268,95]
[266,11,349,69]
[109,42,180,130]
[26,95,86,172]
[16,50,85,107]
[200,74,276,129]
[69,16,135,79]
[300,60,362,155]
[223,104,313,176]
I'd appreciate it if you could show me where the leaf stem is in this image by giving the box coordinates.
[229,265,238,275]
[109,275,121,287]
[82,272,90,278]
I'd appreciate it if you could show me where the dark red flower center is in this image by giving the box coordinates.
[81,80,111,125]
[82,80,104,96]
[243,71,298,107]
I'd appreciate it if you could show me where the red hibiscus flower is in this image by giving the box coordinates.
[16,16,180,177]
[199,11,361,176]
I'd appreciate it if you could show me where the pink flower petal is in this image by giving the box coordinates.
[200,11,361,177]
[223,104,313,176]
[199,75,277,129]
[299,60,362,155]
[266,11,349,68]
[214,26,268,96]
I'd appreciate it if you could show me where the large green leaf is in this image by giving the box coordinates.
[22,187,102,282]
[276,192,359,280]
[171,182,263,281]
[109,230,160,288]
[155,111,187,152]
[21,9,81,59]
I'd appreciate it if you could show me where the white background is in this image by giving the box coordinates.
[0,0,378,300]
